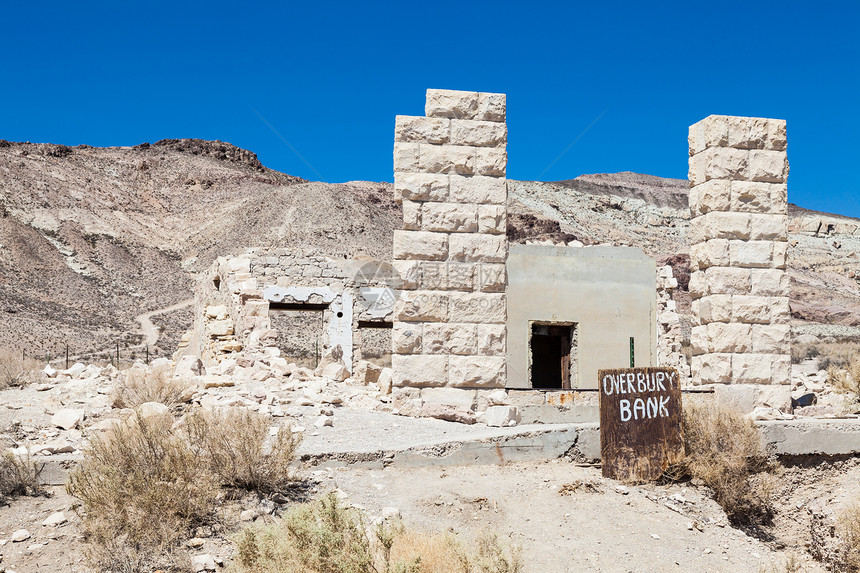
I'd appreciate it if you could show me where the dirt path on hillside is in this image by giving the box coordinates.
[135,299,194,347]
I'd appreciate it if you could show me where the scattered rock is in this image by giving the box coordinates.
[42,512,67,527]
[11,529,31,542]
[51,409,84,430]
[191,553,217,572]
[485,405,520,427]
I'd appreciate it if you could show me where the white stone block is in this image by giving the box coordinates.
[688,270,707,299]
[450,119,507,147]
[730,181,773,213]
[420,387,476,408]
[450,292,506,323]
[732,295,772,324]
[421,202,477,233]
[478,263,506,292]
[689,179,731,216]
[475,147,506,176]
[477,205,506,234]
[772,241,788,269]
[476,92,506,122]
[394,115,450,144]
[419,144,475,175]
[393,142,420,172]
[751,324,791,354]
[708,322,752,353]
[690,325,709,355]
[688,115,729,155]
[750,269,789,297]
[394,172,449,202]
[425,89,479,119]
[770,183,788,213]
[747,150,789,183]
[697,294,732,324]
[485,405,520,427]
[771,355,791,385]
[690,239,729,269]
[691,212,751,241]
[392,354,447,387]
[394,290,449,322]
[392,260,422,290]
[449,174,507,204]
[477,324,506,356]
[729,240,773,269]
[402,200,421,230]
[420,262,448,290]
[767,119,787,151]
[705,267,751,295]
[749,214,788,241]
[445,262,477,291]
[770,297,791,324]
[689,147,749,186]
[423,323,479,355]
[448,233,507,263]
[691,353,732,385]
[449,355,506,388]
[732,354,772,384]
[393,230,448,261]
[392,323,422,354]
[727,116,768,149]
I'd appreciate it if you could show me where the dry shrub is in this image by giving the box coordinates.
[67,410,217,572]
[0,347,42,388]
[835,502,860,572]
[185,407,300,492]
[798,340,860,370]
[232,493,521,573]
[674,402,779,526]
[111,364,193,409]
[68,406,300,571]
[0,450,43,502]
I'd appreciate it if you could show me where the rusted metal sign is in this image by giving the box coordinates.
[598,367,684,482]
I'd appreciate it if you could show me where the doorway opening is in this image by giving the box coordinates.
[268,302,327,368]
[529,322,577,389]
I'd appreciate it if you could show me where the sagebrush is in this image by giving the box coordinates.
[232,492,522,573]
[111,364,194,409]
[670,402,780,526]
[68,406,300,572]
[836,501,860,572]
[0,450,43,502]
[0,347,41,388]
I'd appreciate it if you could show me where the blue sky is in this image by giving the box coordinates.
[2,1,859,218]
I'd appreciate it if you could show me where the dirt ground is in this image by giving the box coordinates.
[4,455,859,572]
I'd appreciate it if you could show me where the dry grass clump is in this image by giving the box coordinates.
[111,364,194,409]
[835,502,860,572]
[0,347,42,388]
[794,340,860,369]
[232,493,522,573]
[68,406,300,572]
[185,407,300,492]
[0,450,43,502]
[671,403,779,526]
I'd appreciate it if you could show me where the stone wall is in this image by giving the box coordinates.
[656,265,691,384]
[391,89,508,399]
[688,115,791,385]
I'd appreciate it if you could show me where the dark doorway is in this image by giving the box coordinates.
[530,323,575,389]
[268,303,327,367]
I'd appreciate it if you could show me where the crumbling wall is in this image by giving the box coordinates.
[390,89,508,416]
[687,115,791,386]
[656,264,691,384]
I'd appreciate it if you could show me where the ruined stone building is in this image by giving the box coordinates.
[178,89,789,422]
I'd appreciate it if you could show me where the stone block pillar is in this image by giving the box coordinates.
[391,89,508,391]
[688,115,791,385]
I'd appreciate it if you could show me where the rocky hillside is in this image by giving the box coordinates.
[2,141,858,360]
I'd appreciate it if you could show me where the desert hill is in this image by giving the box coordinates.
[1,140,859,360]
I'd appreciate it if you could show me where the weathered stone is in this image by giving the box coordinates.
[449,174,506,204]
[377,367,393,394]
[205,305,227,319]
[732,295,772,324]
[402,200,421,230]
[42,511,67,527]
[690,325,709,355]
[448,234,506,263]
[478,263,506,292]
[690,212,751,242]
[420,402,476,424]
[691,353,732,385]
[705,267,751,295]
[446,262,477,291]
[423,323,478,355]
[137,402,169,420]
[688,115,729,155]
[750,269,790,297]
[11,529,31,542]
[689,147,748,185]
[770,297,791,324]
[393,230,448,261]
[730,181,773,213]
[394,115,450,144]
[707,322,752,353]
[420,387,476,409]
[485,405,520,427]
[689,179,731,216]
[448,356,506,388]
[772,242,788,269]
[476,92,506,122]
[475,147,506,176]
[449,293,506,323]
[51,408,84,430]
[751,324,791,354]
[208,319,234,337]
[393,142,420,171]
[729,240,773,268]
[690,239,729,270]
[421,202,477,233]
[392,323,422,354]
[321,363,350,382]
[767,119,787,151]
[392,260,422,290]
[476,324,506,356]
[477,205,506,234]
[425,89,479,119]
[394,172,449,202]
[697,294,732,324]
[732,354,772,384]
[392,355,447,387]
[191,553,217,572]
[749,214,788,241]
[727,116,768,149]
[419,144,475,175]
[747,150,789,183]
[450,119,506,147]
[394,290,448,322]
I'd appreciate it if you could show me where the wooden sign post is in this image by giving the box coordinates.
[598,367,684,482]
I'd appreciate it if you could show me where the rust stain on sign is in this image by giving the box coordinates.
[598,367,684,483]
